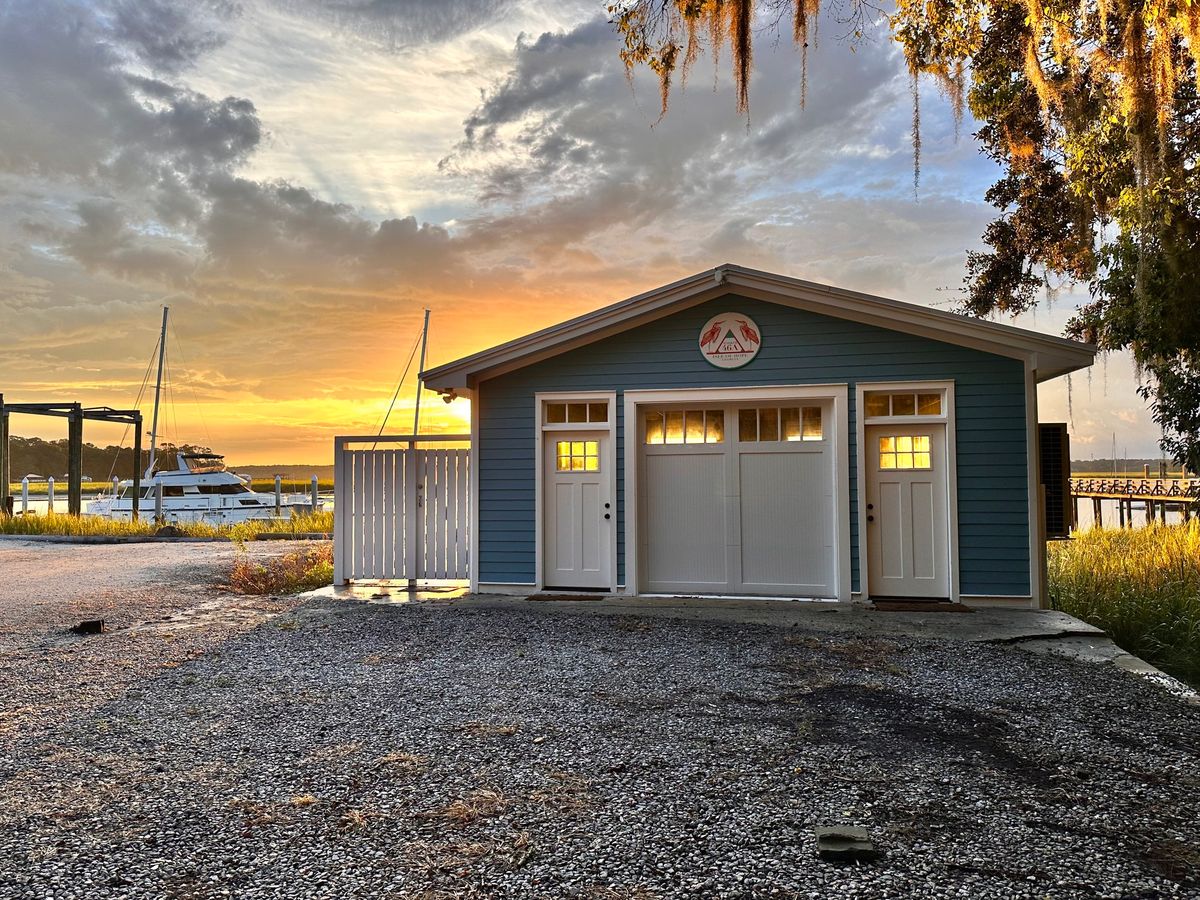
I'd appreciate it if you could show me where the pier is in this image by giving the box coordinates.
[1070,477,1197,527]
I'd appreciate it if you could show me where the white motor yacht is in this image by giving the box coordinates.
[87,453,321,524]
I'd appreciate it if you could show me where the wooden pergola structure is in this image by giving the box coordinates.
[0,393,144,517]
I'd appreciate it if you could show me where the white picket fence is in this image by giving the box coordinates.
[333,434,471,585]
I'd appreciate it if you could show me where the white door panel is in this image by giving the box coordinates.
[544,432,611,589]
[739,452,831,592]
[866,424,949,599]
[639,402,837,598]
[644,452,727,588]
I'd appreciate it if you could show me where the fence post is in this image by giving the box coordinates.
[333,439,344,585]
[274,475,282,517]
[47,477,55,514]
[405,440,419,585]
[67,407,83,516]
[154,481,164,524]
[21,477,29,514]
[311,475,319,513]
[0,393,9,516]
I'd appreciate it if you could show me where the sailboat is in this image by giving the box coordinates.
[87,307,323,524]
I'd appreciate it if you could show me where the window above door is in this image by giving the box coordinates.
[862,388,946,421]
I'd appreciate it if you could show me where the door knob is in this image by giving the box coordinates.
[867,515,875,522]
[867,503,874,510]
[604,513,611,520]
[604,502,611,509]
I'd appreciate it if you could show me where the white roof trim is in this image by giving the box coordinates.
[422,264,1096,392]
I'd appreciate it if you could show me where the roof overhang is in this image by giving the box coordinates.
[422,264,1096,397]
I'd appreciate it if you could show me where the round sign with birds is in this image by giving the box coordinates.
[698,313,762,369]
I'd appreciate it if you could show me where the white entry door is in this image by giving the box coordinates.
[543,432,612,589]
[865,424,949,599]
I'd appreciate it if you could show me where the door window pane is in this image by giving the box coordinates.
[644,409,726,444]
[781,407,801,441]
[864,392,890,417]
[567,403,588,423]
[546,403,567,424]
[664,411,685,444]
[705,410,725,443]
[738,408,757,442]
[645,412,664,444]
[878,435,932,470]
[801,407,823,441]
[758,408,779,441]
[556,440,600,472]
[864,390,944,418]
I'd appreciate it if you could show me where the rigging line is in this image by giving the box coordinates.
[168,318,214,451]
[106,336,160,484]
[373,331,423,451]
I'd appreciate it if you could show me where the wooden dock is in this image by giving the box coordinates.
[1070,477,1197,526]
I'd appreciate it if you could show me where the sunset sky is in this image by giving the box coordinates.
[0,0,1159,464]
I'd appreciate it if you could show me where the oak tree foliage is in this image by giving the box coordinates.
[610,0,1200,470]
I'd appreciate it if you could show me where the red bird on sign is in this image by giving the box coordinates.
[699,320,724,348]
[737,319,760,346]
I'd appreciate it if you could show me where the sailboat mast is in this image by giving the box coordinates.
[412,308,430,435]
[147,306,169,477]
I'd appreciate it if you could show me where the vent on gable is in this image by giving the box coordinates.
[1039,423,1073,539]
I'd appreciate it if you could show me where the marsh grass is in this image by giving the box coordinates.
[230,544,333,595]
[1049,521,1200,686]
[0,509,333,539]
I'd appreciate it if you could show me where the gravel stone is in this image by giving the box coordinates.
[1,543,1198,898]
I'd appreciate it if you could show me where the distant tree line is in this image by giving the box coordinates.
[5,435,210,481]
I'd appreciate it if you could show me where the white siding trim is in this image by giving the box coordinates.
[533,390,618,593]
[622,384,851,602]
[1025,360,1045,609]
[854,379,958,603]
[469,398,480,592]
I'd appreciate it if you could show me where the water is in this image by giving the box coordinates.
[1073,497,1189,531]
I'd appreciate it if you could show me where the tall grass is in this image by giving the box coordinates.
[0,509,333,539]
[230,544,333,594]
[1048,521,1200,686]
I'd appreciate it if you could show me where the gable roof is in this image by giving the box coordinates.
[422,264,1096,394]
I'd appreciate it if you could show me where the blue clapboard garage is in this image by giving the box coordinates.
[423,265,1095,607]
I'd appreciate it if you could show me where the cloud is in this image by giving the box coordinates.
[0,1,1149,461]
[108,0,240,73]
[269,0,521,49]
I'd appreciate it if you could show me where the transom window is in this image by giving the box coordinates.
[738,406,823,442]
[556,440,600,471]
[545,401,608,424]
[879,435,931,470]
[864,391,942,418]
[644,409,725,444]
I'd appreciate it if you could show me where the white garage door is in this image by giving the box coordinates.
[640,403,835,597]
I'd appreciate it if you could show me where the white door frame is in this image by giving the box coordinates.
[854,380,959,604]
[534,391,618,592]
[623,384,851,601]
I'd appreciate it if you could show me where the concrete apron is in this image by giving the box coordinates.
[305,584,1198,706]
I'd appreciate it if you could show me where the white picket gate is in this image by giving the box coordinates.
[332,434,471,585]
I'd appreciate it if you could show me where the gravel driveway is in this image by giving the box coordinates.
[1,543,1198,898]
